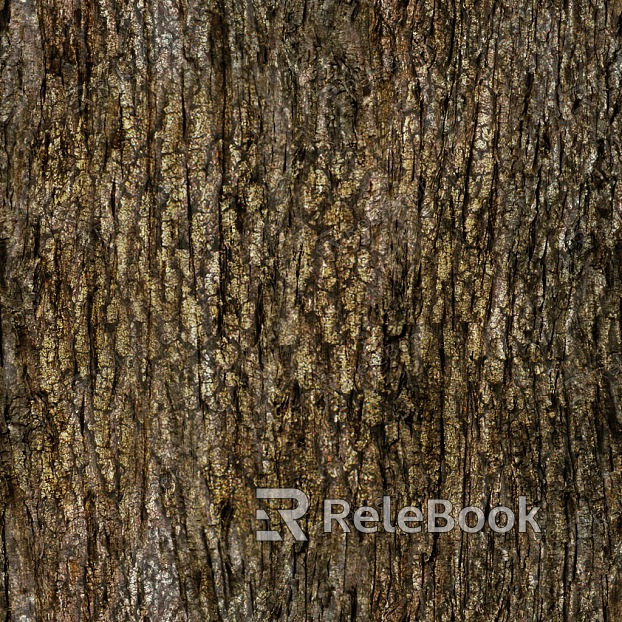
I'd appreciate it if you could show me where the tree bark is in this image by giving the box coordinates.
[1,0,622,619]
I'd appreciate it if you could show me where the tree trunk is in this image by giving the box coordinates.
[1,0,622,619]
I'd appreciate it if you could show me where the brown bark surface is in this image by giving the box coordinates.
[1,0,622,619]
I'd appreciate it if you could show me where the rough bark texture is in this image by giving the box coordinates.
[1,0,622,619]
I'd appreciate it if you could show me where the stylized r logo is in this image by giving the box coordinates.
[256,488,309,541]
